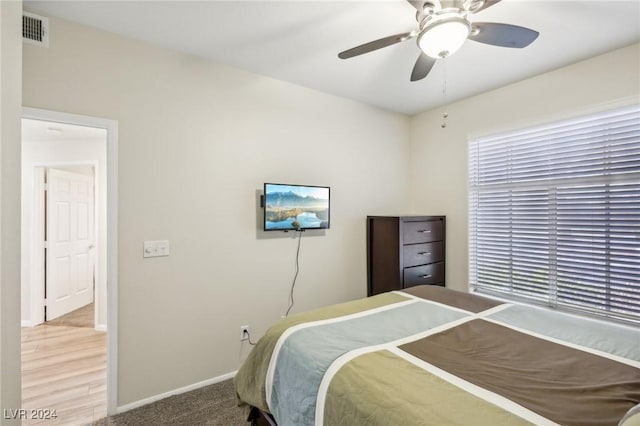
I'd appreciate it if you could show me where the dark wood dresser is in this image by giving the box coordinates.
[367,215,446,296]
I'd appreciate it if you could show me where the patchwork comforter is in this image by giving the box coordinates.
[234,286,640,426]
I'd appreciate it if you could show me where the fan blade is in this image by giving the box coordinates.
[474,0,502,13]
[338,32,415,59]
[468,22,539,48]
[410,52,437,82]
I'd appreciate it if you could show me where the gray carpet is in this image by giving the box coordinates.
[92,379,247,425]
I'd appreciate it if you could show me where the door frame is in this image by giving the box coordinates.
[22,107,119,416]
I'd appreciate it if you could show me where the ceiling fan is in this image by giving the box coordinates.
[338,0,539,82]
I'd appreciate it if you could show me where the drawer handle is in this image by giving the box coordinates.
[419,230,432,234]
[418,252,431,256]
[420,274,433,279]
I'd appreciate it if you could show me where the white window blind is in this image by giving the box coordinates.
[469,104,640,324]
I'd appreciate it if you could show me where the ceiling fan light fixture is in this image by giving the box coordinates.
[418,16,470,58]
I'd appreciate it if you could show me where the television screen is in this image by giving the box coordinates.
[264,183,330,231]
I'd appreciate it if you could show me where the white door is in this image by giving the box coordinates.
[46,168,95,320]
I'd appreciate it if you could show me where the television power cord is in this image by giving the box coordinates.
[242,329,257,346]
[284,230,303,317]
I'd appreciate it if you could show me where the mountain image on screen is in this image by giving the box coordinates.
[268,191,325,208]
[264,184,329,231]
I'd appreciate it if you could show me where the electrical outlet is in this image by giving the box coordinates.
[240,325,250,341]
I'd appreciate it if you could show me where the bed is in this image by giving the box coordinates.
[234,285,640,426]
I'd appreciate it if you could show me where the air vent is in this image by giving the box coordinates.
[22,12,49,47]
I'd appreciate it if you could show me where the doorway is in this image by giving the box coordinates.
[20,108,118,418]
[22,136,104,329]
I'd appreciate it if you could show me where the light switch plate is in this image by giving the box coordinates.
[143,240,170,258]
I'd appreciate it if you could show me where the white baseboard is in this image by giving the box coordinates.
[116,370,238,414]
[95,323,107,332]
[21,320,35,327]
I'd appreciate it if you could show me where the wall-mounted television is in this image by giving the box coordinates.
[263,183,330,231]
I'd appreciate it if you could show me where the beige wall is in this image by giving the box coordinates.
[0,1,23,423]
[22,16,411,406]
[409,43,640,292]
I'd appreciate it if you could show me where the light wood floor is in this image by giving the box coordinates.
[45,303,94,329]
[22,324,107,425]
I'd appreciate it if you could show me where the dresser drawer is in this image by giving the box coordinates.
[402,241,444,268]
[402,220,443,244]
[403,262,445,287]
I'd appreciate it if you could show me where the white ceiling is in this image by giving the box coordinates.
[25,0,640,115]
[22,118,106,143]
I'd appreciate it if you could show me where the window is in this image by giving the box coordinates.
[469,104,640,324]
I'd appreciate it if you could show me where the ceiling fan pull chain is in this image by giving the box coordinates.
[441,59,448,128]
